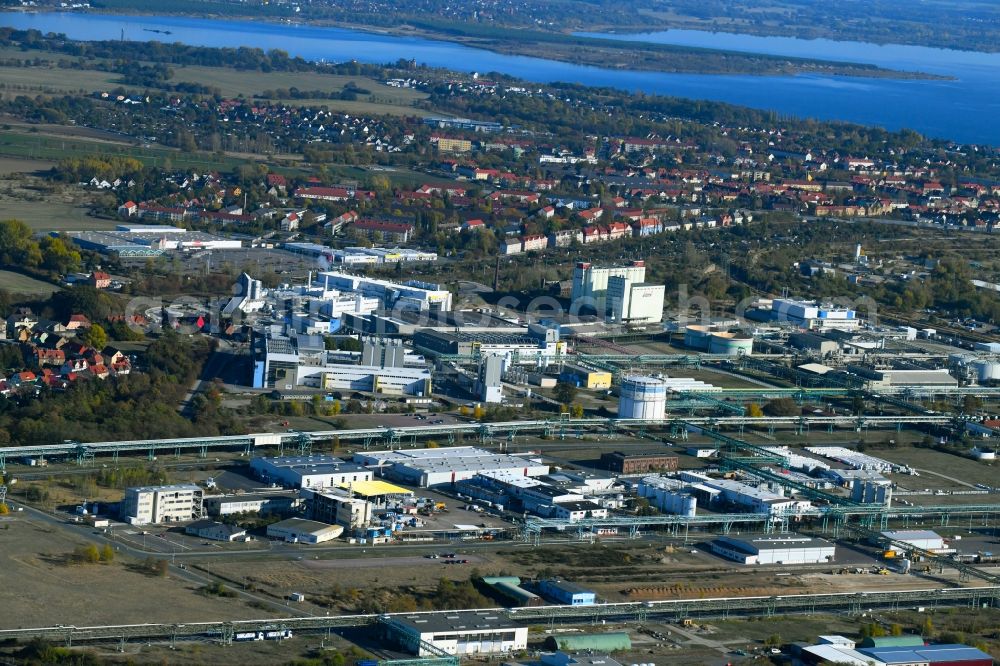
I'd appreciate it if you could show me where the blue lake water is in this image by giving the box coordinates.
[3,12,999,145]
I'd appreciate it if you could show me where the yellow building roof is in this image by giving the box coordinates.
[339,479,413,497]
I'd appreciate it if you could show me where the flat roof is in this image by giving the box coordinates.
[393,610,516,635]
[269,518,340,535]
[338,479,413,497]
[714,535,834,555]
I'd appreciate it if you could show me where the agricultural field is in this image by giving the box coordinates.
[0,156,55,176]
[0,199,113,232]
[172,65,432,113]
[0,63,121,96]
[0,270,59,296]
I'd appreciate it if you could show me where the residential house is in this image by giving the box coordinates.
[352,220,414,243]
[90,272,112,289]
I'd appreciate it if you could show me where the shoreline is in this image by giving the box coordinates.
[0,8,952,81]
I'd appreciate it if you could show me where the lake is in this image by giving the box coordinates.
[3,11,1000,145]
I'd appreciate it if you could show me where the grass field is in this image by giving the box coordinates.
[0,156,56,176]
[0,64,120,96]
[0,198,115,232]
[0,129,258,172]
[173,65,428,107]
[0,53,433,115]
[0,270,60,296]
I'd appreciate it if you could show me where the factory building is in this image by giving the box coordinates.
[559,364,612,390]
[571,260,647,312]
[710,535,836,565]
[413,324,566,363]
[308,489,374,530]
[800,637,994,666]
[476,355,505,403]
[253,334,432,395]
[312,271,452,312]
[184,519,248,542]
[771,298,861,332]
[601,451,679,474]
[537,580,597,606]
[122,484,204,525]
[680,471,813,517]
[355,447,549,487]
[384,610,528,656]
[68,226,241,257]
[251,455,373,489]
[881,529,947,552]
[551,500,608,522]
[605,275,664,325]
[203,491,301,517]
[618,376,667,420]
[266,518,344,544]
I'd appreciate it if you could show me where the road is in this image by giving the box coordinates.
[179,339,240,416]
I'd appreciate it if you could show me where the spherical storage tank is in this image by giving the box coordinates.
[973,360,1000,383]
[618,375,667,420]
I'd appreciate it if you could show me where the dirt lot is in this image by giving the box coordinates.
[0,517,271,628]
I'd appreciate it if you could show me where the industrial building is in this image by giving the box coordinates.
[559,364,612,390]
[605,275,664,325]
[800,637,994,666]
[203,491,301,517]
[122,484,204,525]
[68,225,242,257]
[771,298,861,332]
[881,529,947,552]
[476,355,505,403]
[251,455,373,489]
[252,335,432,395]
[680,471,813,517]
[354,447,549,487]
[571,260,647,312]
[308,489,374,530]
[710,535,836,565]
[637,476,698,517]
[266,518,344,544]
[600,451,679,474]
[618,376,667,420]
[413,324,566,363]
[536,579,597,606]
[312,271,452,312]
[184,519,248,542]
[384,610,528,656]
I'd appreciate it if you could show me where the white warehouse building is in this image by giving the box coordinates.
[354,447,549,487]
[313,271,453,312]
[606,275,665,325]
[251,455,373,489]
[711,535,836,565]
[385,611,528,657]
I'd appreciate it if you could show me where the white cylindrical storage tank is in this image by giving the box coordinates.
[973,360,1000,383]
[707,333,754,356]
[618,375,667,420]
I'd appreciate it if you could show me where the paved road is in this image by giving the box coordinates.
[179,339,240,416]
